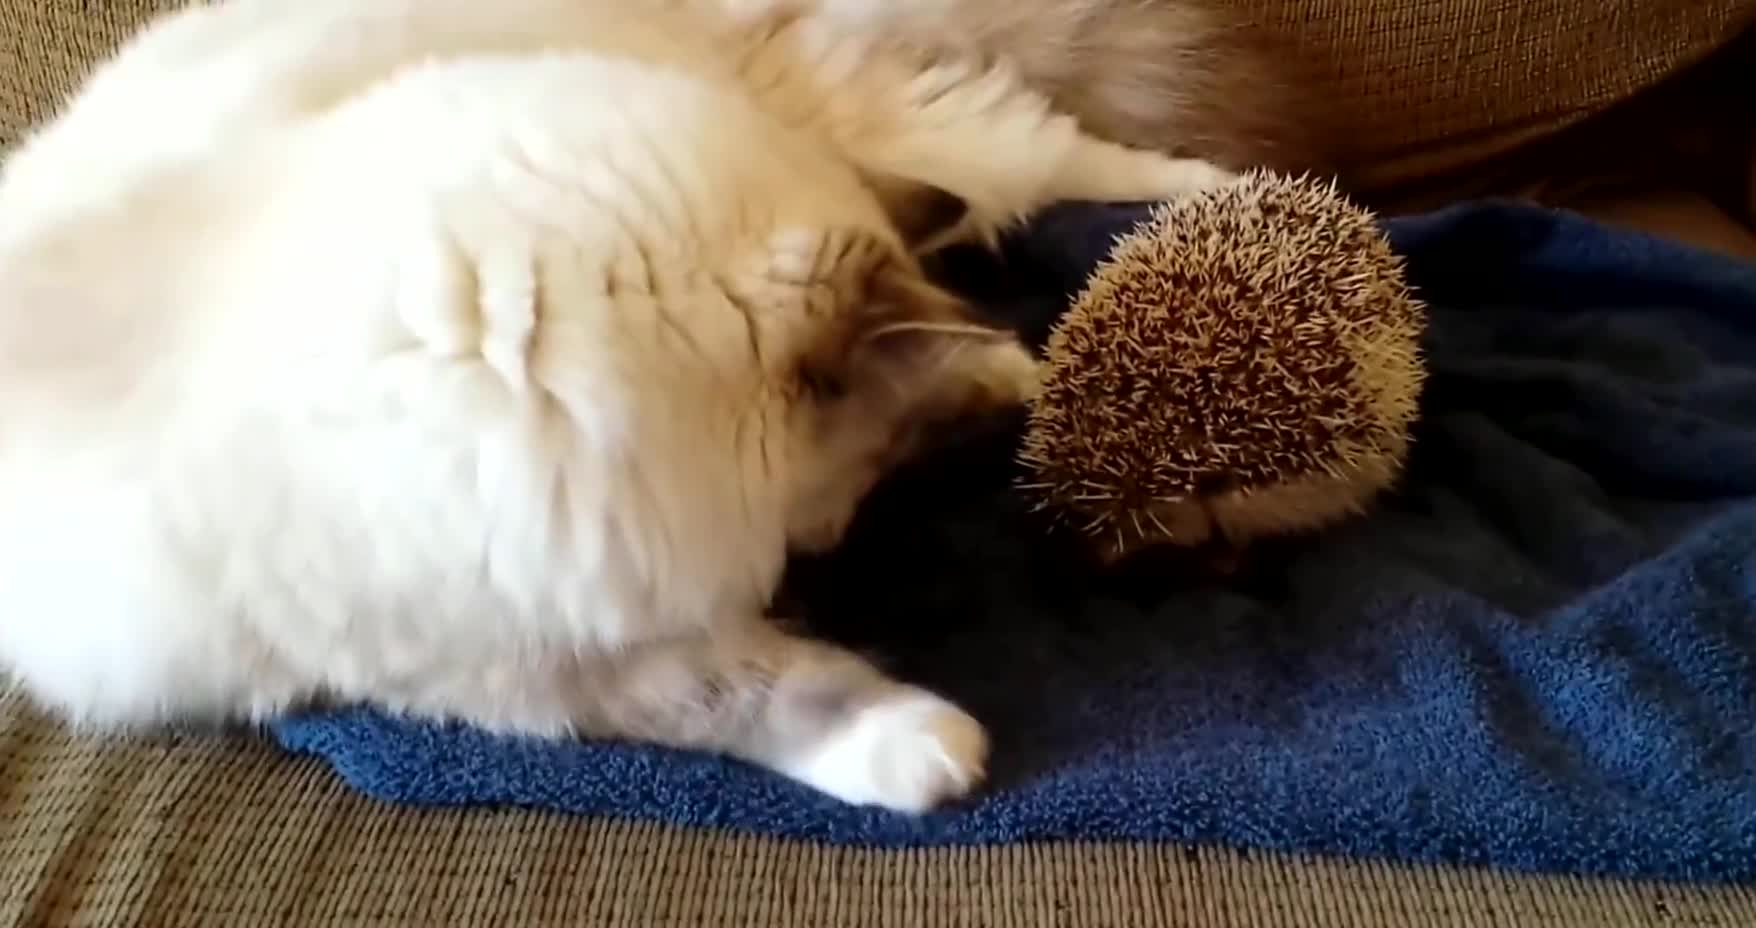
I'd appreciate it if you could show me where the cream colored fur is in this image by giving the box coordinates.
[0,0,1232,812]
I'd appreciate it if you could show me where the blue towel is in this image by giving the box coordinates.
[274,201,1756,882]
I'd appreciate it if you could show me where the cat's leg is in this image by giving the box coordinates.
[747,18,1235,244]
[1037,138,1237,204]
[393,621,989,813]
[23,0,585,138]
[591,622,988,812]
[1,0,650,227]
[0,0,444,227]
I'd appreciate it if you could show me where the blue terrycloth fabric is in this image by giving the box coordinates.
[273,201,1756,882]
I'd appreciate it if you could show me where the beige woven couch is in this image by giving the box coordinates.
[4,1,1756,925]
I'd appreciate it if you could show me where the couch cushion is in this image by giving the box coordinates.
[2,0,1753,196]
[1231,0,1756,189]
[5,691,1756,926]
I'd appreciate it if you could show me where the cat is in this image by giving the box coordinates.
[0,0,1242,813]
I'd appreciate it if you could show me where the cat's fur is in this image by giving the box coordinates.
[0,0,1242,812]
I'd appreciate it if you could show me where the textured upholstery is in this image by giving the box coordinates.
[7,690,1756,926]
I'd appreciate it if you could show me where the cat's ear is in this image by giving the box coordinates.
[859,169,968,252]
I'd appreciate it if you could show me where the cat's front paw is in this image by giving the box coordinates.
[1156,157,1238,197]
[782,689,989,813]
[959,339,1043,407]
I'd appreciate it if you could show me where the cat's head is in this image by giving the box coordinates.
[677,176,1032,557]
[504,84,1031,607]
[586,173,1032,576]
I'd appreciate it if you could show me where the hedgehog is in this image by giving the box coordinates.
[1016,170,1427,563]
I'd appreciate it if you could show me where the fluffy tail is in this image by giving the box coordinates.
[810,0,1338,177]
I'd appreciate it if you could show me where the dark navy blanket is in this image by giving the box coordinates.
[274,201,1756,882]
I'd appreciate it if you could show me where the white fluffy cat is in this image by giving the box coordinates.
[0,0,1233,812]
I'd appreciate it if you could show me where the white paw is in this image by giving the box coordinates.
[996,343,1045,404]
[968,340,1043,405]
[782,690,989,813]
[1158,158,1238,197]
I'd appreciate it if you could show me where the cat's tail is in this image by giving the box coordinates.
[836,0,1344,180]
[1044,1,1342,179]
